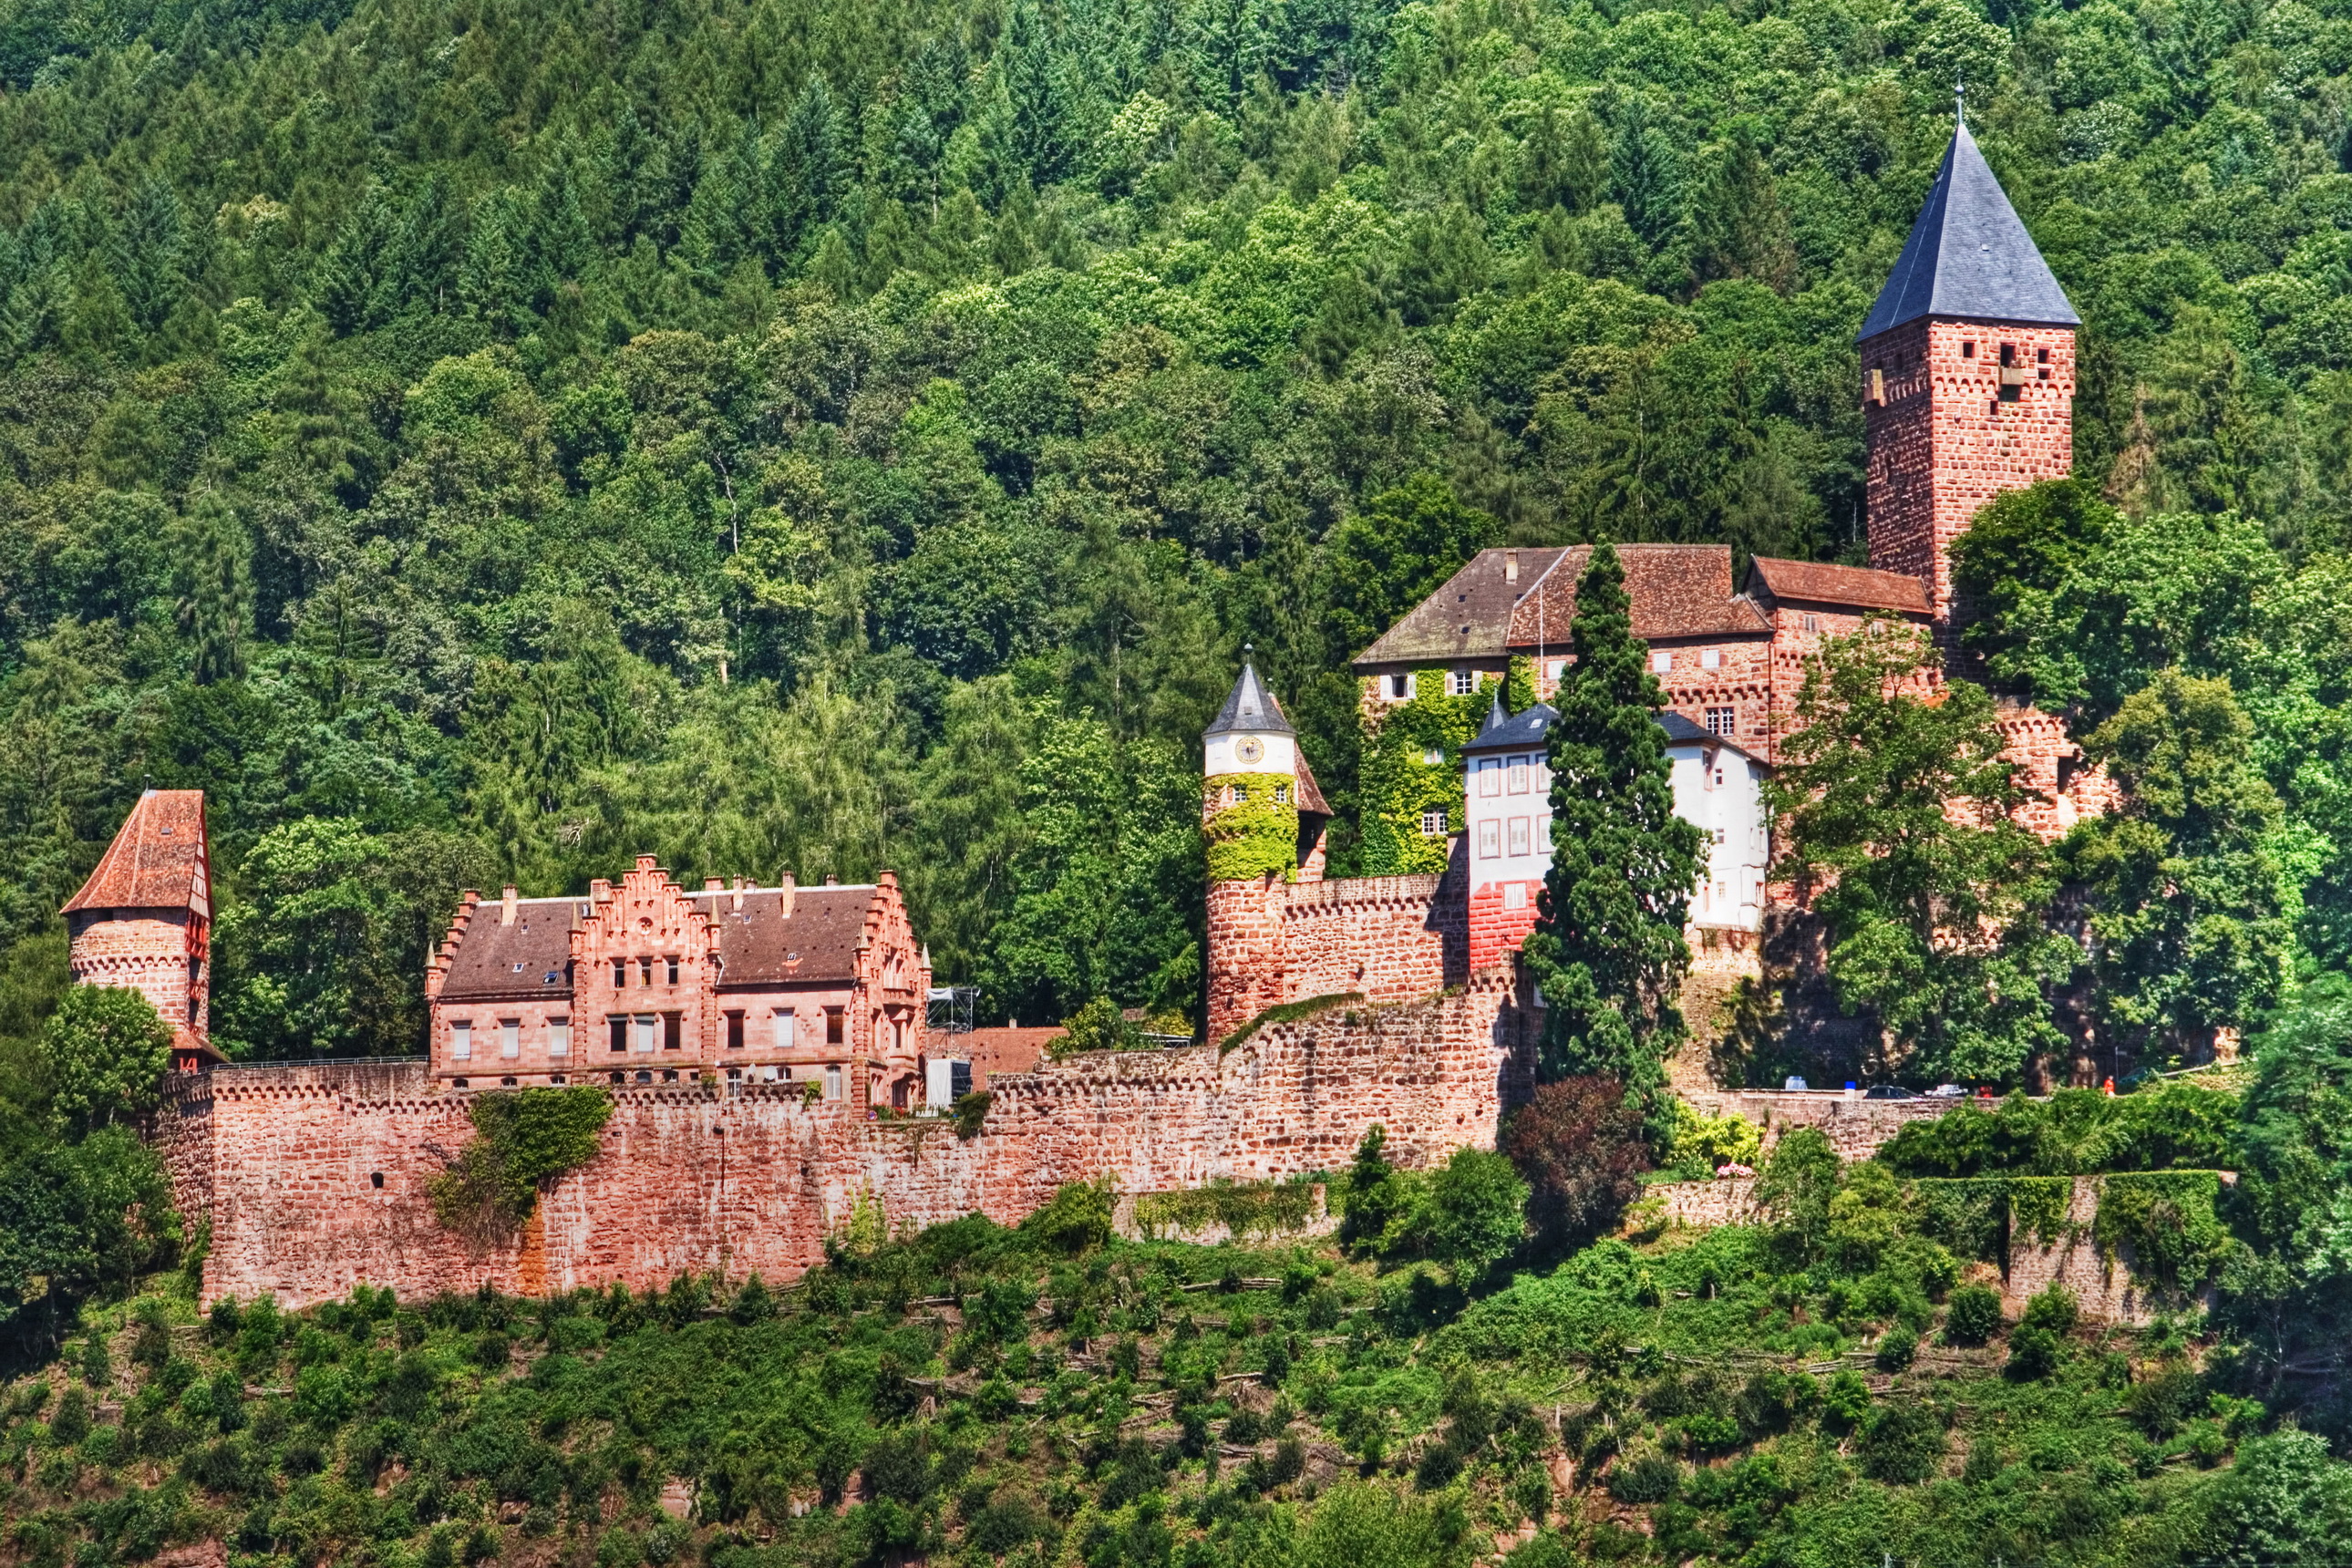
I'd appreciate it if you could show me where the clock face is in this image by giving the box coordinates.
[1234,737,1265,765]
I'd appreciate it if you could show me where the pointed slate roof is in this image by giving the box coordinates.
[1858,118,2079,343]
[1203,656,1296,738]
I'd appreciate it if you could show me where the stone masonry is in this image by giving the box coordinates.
[177,976,1527,1309]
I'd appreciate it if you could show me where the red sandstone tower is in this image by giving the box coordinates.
[1859,109,2080,632]
[1201,655,1330,1042]
[61,789,223,1070]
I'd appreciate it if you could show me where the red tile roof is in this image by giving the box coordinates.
[1748,558,1931,614]
[62,791,211,916]
[1506,545,1769,649]
[434,885,889,1003]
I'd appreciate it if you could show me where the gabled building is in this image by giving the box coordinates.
[425,855,931,1109]
[1353,105,2109,863]
[62,789,221,1070]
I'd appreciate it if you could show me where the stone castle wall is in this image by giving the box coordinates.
[176,975,1525,1309]
[1280,873,1460,1006]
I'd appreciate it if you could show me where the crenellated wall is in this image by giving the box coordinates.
[174,974,1529,1309]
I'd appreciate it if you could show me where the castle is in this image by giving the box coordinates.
[98,114,2097,1307]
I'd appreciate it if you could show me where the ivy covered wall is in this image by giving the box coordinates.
[1203,773,1301,882]
[1355,660,1536,876]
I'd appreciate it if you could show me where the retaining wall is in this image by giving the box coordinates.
[174,974,1529,1309]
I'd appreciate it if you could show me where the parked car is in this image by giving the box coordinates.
[1926,1083,1967,1098]
[1862,1085,1919,1099]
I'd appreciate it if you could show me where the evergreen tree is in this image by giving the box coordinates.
[1522,542,1703,1120]
[1609,96,1684,246]
[173,491,252,685]
[387,172,464,316]
[1690,120,1795,292]
[459,189,539,336]
[117,173,186,334]
[770,76,848,260]
[1002,3,1074,189]
[315,187,397,335]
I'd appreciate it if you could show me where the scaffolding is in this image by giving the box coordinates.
[927,985,977,1037]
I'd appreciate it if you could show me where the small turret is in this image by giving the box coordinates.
[1202,647,1305,882]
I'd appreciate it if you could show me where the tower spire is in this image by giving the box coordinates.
[1856,116,2079,343]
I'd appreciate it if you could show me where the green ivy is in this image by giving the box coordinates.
[1355,661,1534,876]
[2008,1176,2077,1248]
[429,1088,614,1242]
[2091,1171,2233,1287]
[1216,992,1365,1053]
[1203,772,1299,882]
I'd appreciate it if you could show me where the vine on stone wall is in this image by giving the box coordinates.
[2091,1171,2232,1286]
[1204,772,1300,882]
[429,1088,614,1244]
[1355,660,1534,876]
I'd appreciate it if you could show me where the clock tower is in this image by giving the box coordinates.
[1200,651,1329,1041]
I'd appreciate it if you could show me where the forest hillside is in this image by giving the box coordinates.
[10,0,2352,1060]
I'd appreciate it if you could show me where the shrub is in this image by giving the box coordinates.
[1017,1176,1114,1253]
[1856,1402,1944,1481]
[2006,1326,2064,1380]
[967,1491,1045,1553]
[50,1387,89,1445]
[2020,1284,2079,1337]
[1607,1452,1679,1504]
[1873,1328,1918,1372]
[1411,1148,1529,1282]
[1943,1284,2003,1346]
[1501,1077,1653,1249]
[863,1429,934,1506]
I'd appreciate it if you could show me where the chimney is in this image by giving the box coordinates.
[1505,549,1520,583]
[824,873,839,886]
[704,877,723,892]
[590,878,612,905]
[500,885,518,924]
[778,873,794,920]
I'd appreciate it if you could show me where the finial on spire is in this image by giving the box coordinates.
[1955,76,1965,125]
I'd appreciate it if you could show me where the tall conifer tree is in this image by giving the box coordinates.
[1522,542,1703,1121]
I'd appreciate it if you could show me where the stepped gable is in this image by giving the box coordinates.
[1746,557,1930,615]
[1857,116,2079,342]
[63,789,210,915]
[433,898,578,1002]
[432,883,890,1001]
[1504,544,1769,650]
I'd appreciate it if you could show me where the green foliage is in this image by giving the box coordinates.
[1132,1180,1318,1243]
[2091,1172,2233,1287]
[1943,1284,2003,1347]
[1051,995,1150,1057]
[1339,1125,1409,1255]
[1216,991,1362,1053]
[40,986,173,1133]
[950,1091,990,1140]
[1764,620,2070,1084]
[1015,1176,1112,1254]
[213,819,489,1060]
[0,1126,177,1336]
[429,1088,613,1241]
[2062,671,2290,1062]
[1321,475,1498,667]
[1661,1099,1761,1181]
[1522,543,1702,1115]
[1202,772,1299,882]
[1355,669,1498,879]
[1409,1148,1530,1284]
[1878,1084,2243,1177]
